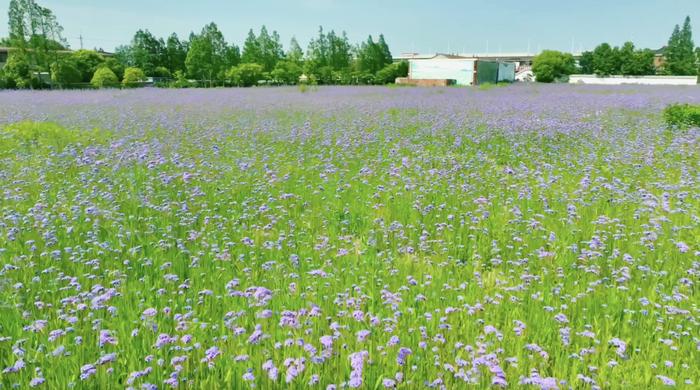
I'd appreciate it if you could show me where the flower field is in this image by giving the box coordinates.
[0,85,698,389]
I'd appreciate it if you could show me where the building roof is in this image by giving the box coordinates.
[395,51,584,62]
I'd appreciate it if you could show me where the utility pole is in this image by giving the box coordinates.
[79,34,83,49]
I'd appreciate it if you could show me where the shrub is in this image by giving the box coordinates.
[532,50,576,83]
[663,103,700,129]
[172,70,191,88]
[91,67,119,88]
[375,61,409,85]
[104,57,125,81]
[153,66,172,78]
[122,67,147,87]
[227,63,264,87]
[3,52,32,88]
[271,61,303,85]
[50,60,82,87]
[71,50,106,82]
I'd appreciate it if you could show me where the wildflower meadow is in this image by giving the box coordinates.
[0,85,698,389]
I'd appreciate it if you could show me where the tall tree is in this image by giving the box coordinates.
[185,22,233,83]
[241,29,261,65]
[307,26,329,68]
[665,16,696,75]
[578,51,594,74]
[7,0,66,70]
[357,35,393,74]
[377,34,393,66]
[241,26,283,71]
[592,43,620,76]
[130,29,165,75]
[287,37,304,64]
[165,33,187,74]
[618,42,655,76]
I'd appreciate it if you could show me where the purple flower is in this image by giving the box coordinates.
[397,347,412,366]
[554,313,569,324]
[243,370,255,381]
[356,329,370,342]
[80,364,97,380]
[248,324,264,344]
[320,335,333,349]
[201,346,221,365]
[656,375,676,386]
[97,353,117,365]
[2,359,25,374]
[99,330,117,347]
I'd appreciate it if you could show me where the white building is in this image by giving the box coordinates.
[403,54,516,86]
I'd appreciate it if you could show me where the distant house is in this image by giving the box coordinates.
[653,47,666,70]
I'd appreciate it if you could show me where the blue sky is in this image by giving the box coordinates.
[1,0,698,54]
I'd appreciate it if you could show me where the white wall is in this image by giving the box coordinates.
[569,75,697,86]
[409,59,475,86]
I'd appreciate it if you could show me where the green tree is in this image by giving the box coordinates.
[375,60,408,84]
[356,34,393,75]
[103,57,125,81]
[270,60,303,84]
[592,43,620,76]
[152,66,172,78]
[618,42,655,76]
[3,51,37,88]
[164,33,187,74]
[90,66,119,88]
[173,70,191,88]
[114,44,134,67]
[241,29,261,65]
[532,50,576,82]
[578,51,594,74]
[7,0,67,77]
[241,26,283,71]
[287,37,304,65]
[618,41,636,75]
[122,66,146,87]
[50,59,81,87]
[227,63,264,87]
[258,26,284,71]
[129,29,165,75]
[306,27,352,78]
[185,22,232,84]
[665,16,696,75]
[70,50,105,82]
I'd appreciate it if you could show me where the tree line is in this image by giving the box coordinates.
[0,0,408,89]
[533,16,699,82]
